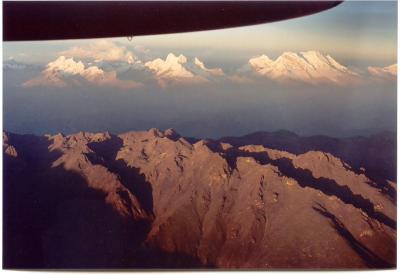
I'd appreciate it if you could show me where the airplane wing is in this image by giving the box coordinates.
[3,1,342,41]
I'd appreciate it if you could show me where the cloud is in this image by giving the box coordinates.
[60,40,137,64]
[133,45,151,54]
[368,64,397,80]
[23,56,142,89]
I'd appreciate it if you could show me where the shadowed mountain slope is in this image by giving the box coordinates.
[219,130,396,200]
[3,129,396,269]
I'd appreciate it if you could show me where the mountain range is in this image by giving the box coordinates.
[3,58,40,71]
[4,50,396,89]
[368,64,397,79]
[22,56,142,89]
[248,51,360,84]
[3,129,396,269]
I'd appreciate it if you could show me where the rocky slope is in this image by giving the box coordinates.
[219,130,396,200]
[3,129,396,269]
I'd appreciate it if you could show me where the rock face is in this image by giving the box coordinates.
[3,129,396,269]
[220,130,397,200]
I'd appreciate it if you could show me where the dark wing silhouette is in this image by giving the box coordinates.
[3,1,342,41]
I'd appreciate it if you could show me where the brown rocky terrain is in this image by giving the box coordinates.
[219,130,396,200]
[3,129,396,269]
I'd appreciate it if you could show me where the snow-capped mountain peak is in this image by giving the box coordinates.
[249,51,358,84]
[3,58,40,70]
[368,64,397,79]
[23,56,141,89]
[145,53,194,79]
[3,58,28,70]
[248,54,273,71]
[46,56,85,75]
[194,57,224,76]
[144,53,224,87]
[165,53,188,64]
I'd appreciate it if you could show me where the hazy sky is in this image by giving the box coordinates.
[4,1,397,66]
[2,1,398,139]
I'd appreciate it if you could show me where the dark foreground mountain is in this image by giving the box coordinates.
[3,129,396,269]
[219,130,396,198]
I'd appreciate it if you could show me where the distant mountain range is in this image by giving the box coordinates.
[219,130,396,188]
[3,128,396,268]
[368,64,397,80]
[3,58,41,70]
[22,56,142,89]
[4,51,396,88]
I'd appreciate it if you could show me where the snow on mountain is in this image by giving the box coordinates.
[194,57,224,76]
[145,53,195,79]
[59,40,146,76]
[368,64,397,79]
[144,53,224,87]
[4,59,27,70]
[47,56,86,75]
[249,51,359,85]
[13,47,396,89]
[23,56,142,89]
[20,53,224,89]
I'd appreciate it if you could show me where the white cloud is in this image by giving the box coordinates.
[60,40,137,64]
[23,56,142,89]
[133,45,151,54]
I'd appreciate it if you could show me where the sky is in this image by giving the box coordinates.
[4,1,397,66]
[2,1,398,138]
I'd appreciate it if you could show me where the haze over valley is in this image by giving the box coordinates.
[3,44,396,138]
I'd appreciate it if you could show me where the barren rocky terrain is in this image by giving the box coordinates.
[3,129,396,269]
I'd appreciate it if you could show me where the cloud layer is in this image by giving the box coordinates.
[60,40,137,64]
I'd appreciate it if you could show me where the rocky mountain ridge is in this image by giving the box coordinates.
[3,129,396,269]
